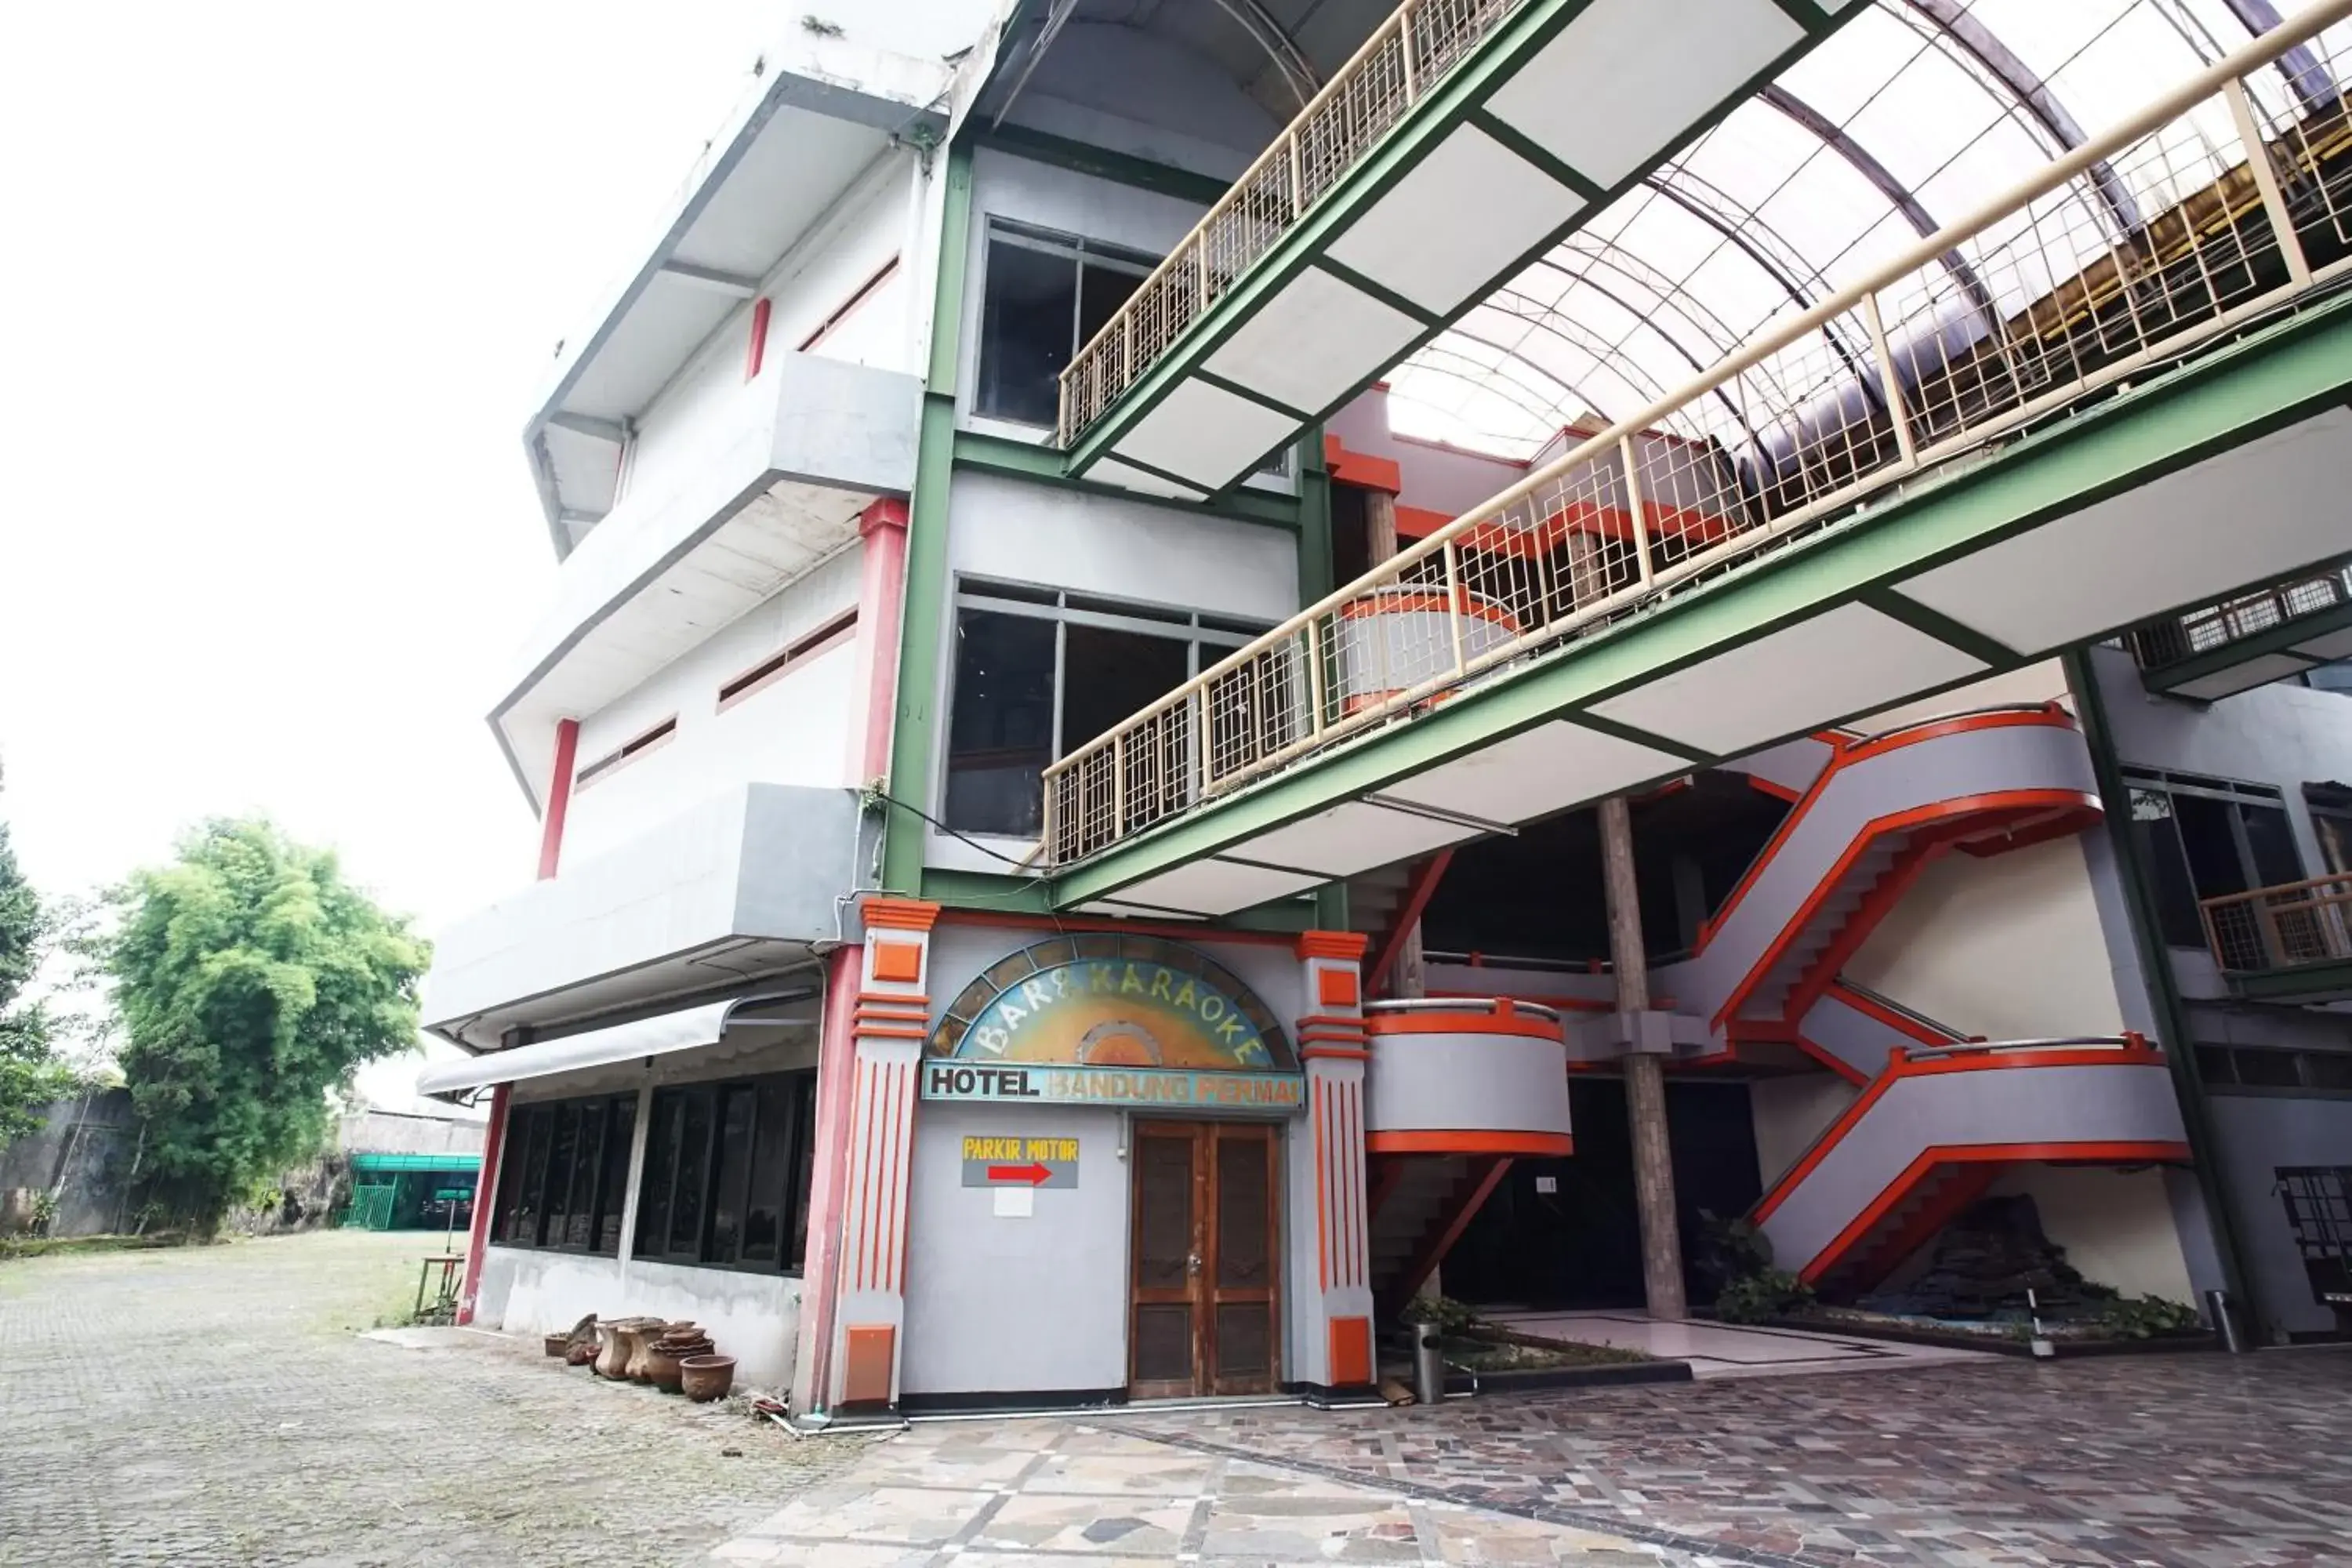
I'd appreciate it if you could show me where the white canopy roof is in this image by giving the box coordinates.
[417,992,818,1103]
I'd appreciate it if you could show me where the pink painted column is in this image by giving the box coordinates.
[1295,931,1376,1394]
[790,944,866,1416]
[455,1083,509,1326]
[848,498,909,786]
[536,718,580,881]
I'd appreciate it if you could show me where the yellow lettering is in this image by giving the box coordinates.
[1121,963,1145,996]
[1149,966,1174,1002]
[1173,978,1199,1012]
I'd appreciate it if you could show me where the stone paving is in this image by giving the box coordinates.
[706,1417,1691,1566]
[0,1231,871,1566]
[1108,1350,2352,1566]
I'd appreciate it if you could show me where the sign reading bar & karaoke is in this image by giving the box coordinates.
[922,938,1304,1110]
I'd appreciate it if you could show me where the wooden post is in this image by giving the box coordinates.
[1599,794,1686,1319]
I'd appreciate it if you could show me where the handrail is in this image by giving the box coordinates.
[1363,996,1562,1022]
[2201,869,2352,972]
[2128,560,2352,668]
[1054,0,1531,446]
[1040,0,2352,869]
[1903,1033,2148,1059]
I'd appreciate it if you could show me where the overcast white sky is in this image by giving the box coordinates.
[0,4,802,1102]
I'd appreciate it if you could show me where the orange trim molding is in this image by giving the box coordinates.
[1363,1006,1565,1040]
[869,938,924,984]
[1301,1044,1374,1062]
[1328,1316,1374,1387]
[1367,1130,1573,1156]
[863,897,942,932]
[1296,931,1370,961]
[840,1324,896,1407]
[1317,967,1361,1008]
[1322,434,1402,494]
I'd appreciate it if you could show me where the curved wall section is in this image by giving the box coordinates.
[1363,999,1573,1156]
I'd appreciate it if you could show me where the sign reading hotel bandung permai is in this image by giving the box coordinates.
[959,1134,1080,1189]
[924,946,1305,1111]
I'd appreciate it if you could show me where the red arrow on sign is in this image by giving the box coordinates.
[985,1163,1052,1186]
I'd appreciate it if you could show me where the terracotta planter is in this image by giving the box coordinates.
[564,1336,599,1367]
[592,1322,630,1378]
[625,1320,673,1382]
[646,1337,710,1393]
[678,1353,735,1403]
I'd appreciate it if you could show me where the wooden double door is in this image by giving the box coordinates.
[1128,1120,1280,1398]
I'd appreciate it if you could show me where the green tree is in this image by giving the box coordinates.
[101,818,429,1232]
[0,804,75,1145]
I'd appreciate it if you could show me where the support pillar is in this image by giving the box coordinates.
[454,1083,508,1326]
[818,896,938,1415]
[1599,795,1685,1319]
[848,498,910,787]
[1294,931,1376,1397]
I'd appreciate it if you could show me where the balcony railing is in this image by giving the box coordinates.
[1054,0,1526,448]
[2202,871,2352,973]
[1040,0,2352,869]
[2128,561,2352,667]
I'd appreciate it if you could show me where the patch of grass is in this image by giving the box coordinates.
[0,1231,194,1261]
[1445,1334,1652,1370]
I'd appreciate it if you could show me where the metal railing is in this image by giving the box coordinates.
[1903,1033,2151,1061]
[2127,560,2352,667]
[1054,0,1527,447]
[2202,871,2352,972]
[1362,996,1562,1023]
[1041,1,2352,868]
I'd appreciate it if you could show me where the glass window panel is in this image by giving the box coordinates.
[787,1078,817,1269]
[492,1107,535,1244]
[2241,804,2305,888]
[743,1078,794,1265]
[668,1090,714,1258]
[597,1098,634,1255]
[564,1104,601,1247]
[976,238,1077,426]
[2194,1044,2238,1084]
[635,1094,678,1258]
[1062,625,1192,754]
[514,1107,553,1247]
[706,1087,754,1266]
[1077,260,1145,352]
[2236,1049,2302,1087]
[945,608,1057,837]
[2306,1053,2352,1091]
[2129,787,2208,949]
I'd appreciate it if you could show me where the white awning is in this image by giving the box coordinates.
[417,992,817,1103]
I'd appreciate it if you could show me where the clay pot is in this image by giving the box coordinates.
[543,1332,570,1358]
[593,1319,650,1379]
[625,1320,673,1382]
[564,1336,599,1367]
[645,1337,709,1393]
[678,1353,736,1403]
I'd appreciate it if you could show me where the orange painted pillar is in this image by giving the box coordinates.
[822,896,939,1414]
[1294,930,1375,1396]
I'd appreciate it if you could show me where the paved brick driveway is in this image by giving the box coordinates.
[1113,1349,2352,1566]
[0,1231,866,1567]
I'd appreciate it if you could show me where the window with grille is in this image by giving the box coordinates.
[633,1071,818,1272]
[491,1093,637,1254]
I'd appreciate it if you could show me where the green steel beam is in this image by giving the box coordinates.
[2068,647,2263,1336]
[1296,426,1350,934]
[2139,596,2352,695]
[1049,288,2352,908]
[2225,958,2352,1004]
[976,124,1231,205]
[952,430,1301,530]
[1064,0,1862,481]
[882,143,976,895]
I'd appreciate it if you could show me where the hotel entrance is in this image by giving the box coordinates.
[1128,1120,1280,1398]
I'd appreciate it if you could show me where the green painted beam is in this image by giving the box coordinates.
[882,143,975,895]
[953,430,1301,531]
[2227,957,2352,1004]
[1049,288,2352,908]
[976,125,1232,206]
[1064,0,1862,481]
[2139,595,2352,695]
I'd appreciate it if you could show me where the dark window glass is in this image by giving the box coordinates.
[2241,803,2305,888]
[492,1108,534,1243]
[514,1109,553,1247]
[2237,1049,2303,1087]
[788,1080,817,1269]
[636,1097,677,1257]
[540,1105,579,1247]
[1077,260,1143,350]
[976,241,1076,426]
[743,1078,793,1265]
[633,1073,816,1272]
[2305,1052,2352,1091]
[1062,625,1192,751]
[597,1098,635,1253]
[668,1091,715,1258]
[945,608,1057,836]
[2176,793,2251,902]
[707,1087,755,1266]
[2131,788,2218,948]
[2195,1044,2238,1085]
[564,1105,603,1248]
